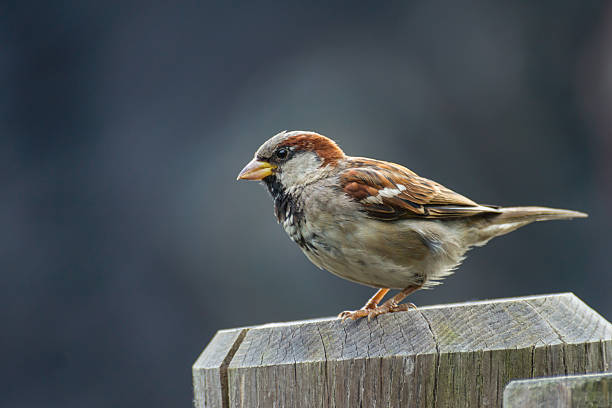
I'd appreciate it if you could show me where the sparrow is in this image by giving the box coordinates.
[237,131,587,321]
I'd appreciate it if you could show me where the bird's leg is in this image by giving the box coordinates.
[375,284,422,315]
[339,285,422,321]
[338,288,389,320]
[364,288,390,309]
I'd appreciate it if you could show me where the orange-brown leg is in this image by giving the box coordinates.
[338,288,389,320]
[339,285,422,321]
[364,288,390,309]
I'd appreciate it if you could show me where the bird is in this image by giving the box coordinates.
[236,131,587,321]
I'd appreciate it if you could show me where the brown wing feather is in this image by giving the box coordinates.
[341,158,500,220]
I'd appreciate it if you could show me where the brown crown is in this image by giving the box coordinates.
[280,133,345,165]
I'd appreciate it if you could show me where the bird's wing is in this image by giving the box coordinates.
[340,158,500,220]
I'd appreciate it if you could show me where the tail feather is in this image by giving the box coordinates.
[469,206,587,247]
[493,206,588,223]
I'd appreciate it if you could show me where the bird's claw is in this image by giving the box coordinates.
[338,302,417,321]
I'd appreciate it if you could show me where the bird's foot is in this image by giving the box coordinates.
[338,302,417,321]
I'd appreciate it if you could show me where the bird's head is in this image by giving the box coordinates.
[237,131,345,190]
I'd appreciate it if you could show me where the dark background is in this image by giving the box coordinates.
[2,1,611,407]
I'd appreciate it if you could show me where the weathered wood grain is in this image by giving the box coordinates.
[193,293,612,408]
[504,372,612,407]
[193,328,247,408]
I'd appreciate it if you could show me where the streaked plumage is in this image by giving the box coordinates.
[237,131,587,320]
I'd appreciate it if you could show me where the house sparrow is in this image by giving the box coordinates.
[237,131,587,320]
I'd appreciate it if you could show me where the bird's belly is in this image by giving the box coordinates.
[304,247,424,289]
[291,217,468,289]
[294,220,425,289]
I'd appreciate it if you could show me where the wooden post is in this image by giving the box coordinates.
[504,372,612,407]
[193,293,612,408]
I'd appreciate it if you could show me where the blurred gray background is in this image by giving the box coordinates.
[2,1,611,407]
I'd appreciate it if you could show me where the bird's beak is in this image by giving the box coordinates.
[236,159,277,181]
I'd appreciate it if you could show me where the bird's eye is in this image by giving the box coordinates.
[275,148,289,160]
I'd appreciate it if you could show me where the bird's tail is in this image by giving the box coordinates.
[468,206,587,247]
[493,206,587,223]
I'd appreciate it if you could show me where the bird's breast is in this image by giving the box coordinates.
[281,205,320,253]
[266,179,316,251]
